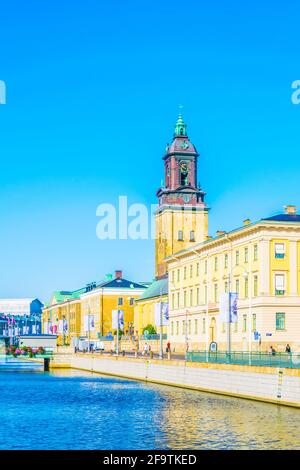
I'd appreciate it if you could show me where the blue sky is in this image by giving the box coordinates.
[0,0,299,301]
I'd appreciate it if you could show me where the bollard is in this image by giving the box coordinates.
[44,357,50,372]
[122,350,125,357]
[167,351,171,360]
[150,351,153,359]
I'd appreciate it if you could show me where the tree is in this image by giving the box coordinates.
[142,324,156,335]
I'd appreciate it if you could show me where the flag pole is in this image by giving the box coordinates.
[227,292,231,355]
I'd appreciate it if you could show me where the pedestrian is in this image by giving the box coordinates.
[166,341,170,353]
[269,346,276,356]
[143,342,149,357]
[286,344,291,353]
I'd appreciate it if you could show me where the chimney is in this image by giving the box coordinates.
[216,230,226,237]
[115,270,123,279]
[243,218,251,226]
[284,205,297,215]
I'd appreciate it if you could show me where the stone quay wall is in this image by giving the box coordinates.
[49,353,300,408]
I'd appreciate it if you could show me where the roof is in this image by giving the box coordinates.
[137,277,168,302]
[261,213,300,222]
[46,277,147,308]
[93,278,146,291]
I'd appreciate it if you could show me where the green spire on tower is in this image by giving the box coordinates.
[174,113,187,137]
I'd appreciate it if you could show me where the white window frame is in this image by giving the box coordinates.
[275,243,285,259]
[274,273,285,295]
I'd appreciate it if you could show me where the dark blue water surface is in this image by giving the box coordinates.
[0,360,300,450]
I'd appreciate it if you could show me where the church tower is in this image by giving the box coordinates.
[155,114,209,278]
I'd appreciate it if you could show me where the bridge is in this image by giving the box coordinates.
[0,352,53,371]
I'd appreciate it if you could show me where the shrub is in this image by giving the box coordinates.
[142,324,157,335]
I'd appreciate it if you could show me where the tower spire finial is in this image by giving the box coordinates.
[174,106,187,137]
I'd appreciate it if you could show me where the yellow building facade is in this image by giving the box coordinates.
[134,278,168,336]
[167,207,300,353]
[80,283,145,340]
[42,271,146,347]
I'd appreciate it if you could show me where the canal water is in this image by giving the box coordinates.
[0,361,300,450]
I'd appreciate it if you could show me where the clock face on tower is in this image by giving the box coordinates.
[180,161,188,174]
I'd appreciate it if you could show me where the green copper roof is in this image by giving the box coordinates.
[136,277,168,302]
[174,113,187,137]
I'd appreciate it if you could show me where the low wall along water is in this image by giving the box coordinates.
[47,353,300,408]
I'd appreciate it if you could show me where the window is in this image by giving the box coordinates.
[190,264,193,278]
[196,262,199,276]
[176,321,179,335]
[234,321,238,333]
[243,314,247,332]
[177,269,180,282]
[204,285,208,304]
[182,320,186,335]
[172,294,175,310]
[235,279,240,294]
[204,260,208,274]
[202,317,206,334]
[194,319,198,334]
[184,290,187,307]
[222,322,226,333]
[275,243,285,259]
[129,298,134,306]
[244,247,248,263]
[254,244,258,261]
[225,281,229,293]
[224,253,228,269]
[244,277,248,298]
[196,287,200,304]
[275,274,285,295]
[177,292,180,308]
[178,230,183,241]
[190,230,195,242]
[276,313,286,330]
[184,267,187,280]
[172,270,174,283]
[253,275,258,297]
[252,314,256,332]
[171,321,174,336]
[188,320,191,335]
[118,297,123,306]
[214,283,218,303]
[190,289,193,306]
[214,256,218,271]
[235,250,240,265]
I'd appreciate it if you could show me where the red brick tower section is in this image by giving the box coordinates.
[156,114,206,210]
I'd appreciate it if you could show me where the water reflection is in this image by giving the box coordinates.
[0,368,299,450]
[154,386,300,449]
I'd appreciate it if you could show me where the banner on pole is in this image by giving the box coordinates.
[154,302,169,326]
[219,292,238,323]
[84,315,95,332]
[112,310,124,331]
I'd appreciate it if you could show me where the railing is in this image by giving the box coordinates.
[140,334,167,341]
[186,350,300,369]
